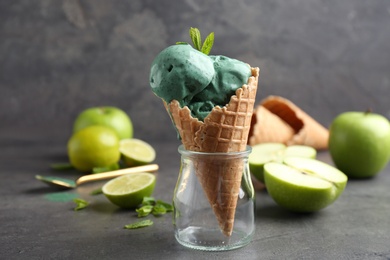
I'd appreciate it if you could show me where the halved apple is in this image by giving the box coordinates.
[264,157,348,212]
[249,143,317,182]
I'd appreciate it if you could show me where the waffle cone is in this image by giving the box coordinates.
[248,105,295,146]
[260,96,329,150]
[166,67,259,236]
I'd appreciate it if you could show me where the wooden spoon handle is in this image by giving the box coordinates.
[75,164,159,185]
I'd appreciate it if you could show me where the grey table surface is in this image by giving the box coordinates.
[1,127,390,260]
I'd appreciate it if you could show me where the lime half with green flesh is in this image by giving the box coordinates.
[102,172,156,209]
[120,139,156,166]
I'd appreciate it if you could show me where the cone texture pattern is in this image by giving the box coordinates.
[167,67,259,236]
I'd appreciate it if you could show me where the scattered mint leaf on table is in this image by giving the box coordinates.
[73,198,89,211]
[151,204,167,216]
[136,205,154,217]
[135,197,173,217]
[141,196,156,205]
[90,187,103,195]
[124,219,154,229]
[50,163,74,170]
[156,200,173,212]
[125,197,173,230]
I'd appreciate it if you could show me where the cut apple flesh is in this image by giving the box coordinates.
[249,143,317,183]
[283,157,347,186]
[249,143,286,165]
[265,162,332,189]
[264,157,348,212]
[284,145,317,159]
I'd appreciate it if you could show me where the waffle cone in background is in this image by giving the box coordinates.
[166,67,259,236]
[248,105,295,146]
[260,96,329,150]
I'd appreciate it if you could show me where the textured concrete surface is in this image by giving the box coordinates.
[1,128,390,259]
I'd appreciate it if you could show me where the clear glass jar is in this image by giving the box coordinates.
[173,145,255,251]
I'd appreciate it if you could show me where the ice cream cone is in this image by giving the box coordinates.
[248,105,295,146]
[164,100,203,152]
[166,67,259,236]
[260,96,329,150]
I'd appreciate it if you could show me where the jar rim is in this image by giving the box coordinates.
[178,145,252,158]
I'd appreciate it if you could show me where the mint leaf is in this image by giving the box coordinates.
[176,42,189,45]
[135,197,174,217]
[190,27,202,51]
[73,198,88,211]
[136,205,154,217]
[50,163,74,170]
[90,187,103,195]
[141,196,156,206]
[124,219,154,229]
[156,200,173,212]
[152,204,167,216]
[201,32,214,55]
[184,27,214,55]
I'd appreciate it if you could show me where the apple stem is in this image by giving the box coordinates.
[365,108,372,114]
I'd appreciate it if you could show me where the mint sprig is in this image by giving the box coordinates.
[176,27,214,55]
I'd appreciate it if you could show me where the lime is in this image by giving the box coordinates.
[67,125,120,172]
[102,172,156,208]
[119,139,156,166]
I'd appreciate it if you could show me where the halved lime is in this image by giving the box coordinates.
[102,172,156,209]
[119,139,156,166]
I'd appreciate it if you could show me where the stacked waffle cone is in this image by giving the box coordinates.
[249,96,329,150]
[166,67,259,236]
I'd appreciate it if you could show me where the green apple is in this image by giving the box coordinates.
[249,143,317,183]
[264,157,348,212]
[73,106,133,140]
[329,111,390,178]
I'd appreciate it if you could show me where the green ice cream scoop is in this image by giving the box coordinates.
[189,55,251,121]
[149,44,215,104]
[149,44,251,121]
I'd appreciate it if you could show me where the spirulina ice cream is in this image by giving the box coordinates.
[149,35,259,237]
[149,44,251,121]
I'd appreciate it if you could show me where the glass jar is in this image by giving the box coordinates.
[173,145,255,251]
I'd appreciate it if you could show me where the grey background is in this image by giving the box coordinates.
[1,0,389,143]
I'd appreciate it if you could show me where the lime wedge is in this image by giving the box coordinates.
[119,139,156,167]
[102,172,156,209]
